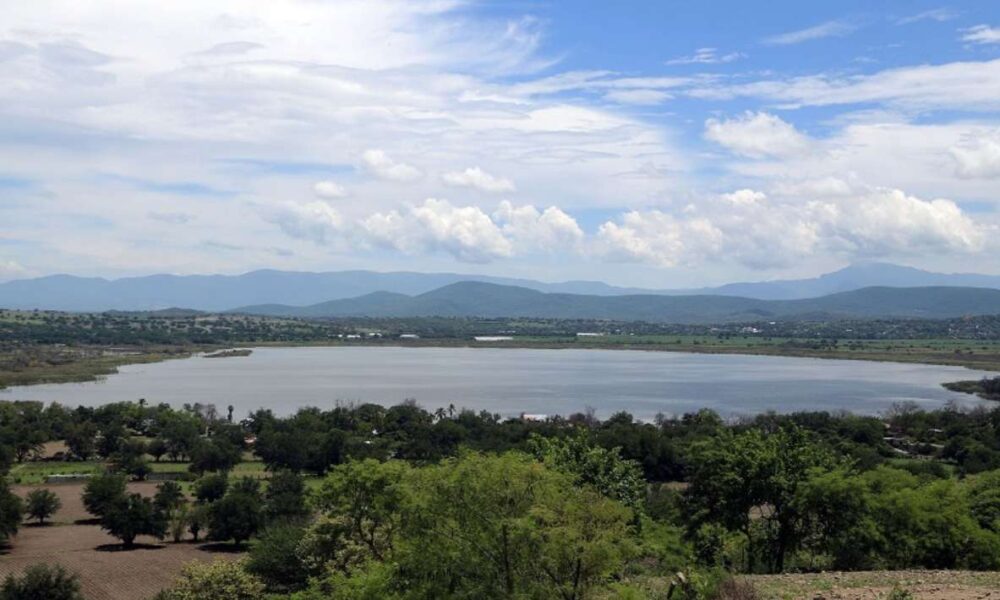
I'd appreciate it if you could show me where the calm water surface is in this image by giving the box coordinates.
[1,347,993,420]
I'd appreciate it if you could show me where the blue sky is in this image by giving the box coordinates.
[1,1,999,287]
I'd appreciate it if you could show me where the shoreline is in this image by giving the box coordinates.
[2,338,999,394]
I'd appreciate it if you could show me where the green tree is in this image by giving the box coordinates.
[264,470,309,523]
[395,452,634,599]
[0,481,24,542]
[25,489,61,525]
[101,493,167,548]
[147,437,168,462]
[0,563,83,600]
[246,524,309,593]
[154,481,186,513]
[684,426,838,572]
[313,459,409,563]
[64,422,98,461]
[209,486,264,548]
[529,433,646,516]
[82,472,127,519]
[194,473,228,504]
[189,438,242,475]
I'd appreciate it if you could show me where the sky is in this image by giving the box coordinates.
[2,0,1000,288]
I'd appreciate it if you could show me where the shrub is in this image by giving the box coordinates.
[194,473,228,504]
[0,563,83,600]
[156,559,264,600]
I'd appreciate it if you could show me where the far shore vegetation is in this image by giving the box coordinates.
[4,309,1000,391]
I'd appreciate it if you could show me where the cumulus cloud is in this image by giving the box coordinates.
[493,200,583,251]
[705,112,811,158]
[962,25,1000,45]
[361,199,512,263]
[950,130,1000,178]
[313,180,347,199]
[361,150,422,182]
[269,200,345,245]
[442,167,515,193]
[596,187,985,269]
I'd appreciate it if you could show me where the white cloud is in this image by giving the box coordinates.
[0,259,29,281]
[362,199,512,263]
[704,112,811,158]
[269,200,344,245]
[962,25,1000,45]
[596,187,986,269]
[313,180,347,199]
[603,89,672,105]
[950,129,1000,178]
[665,48,744,65]
[442,167,515,193]
[690,59,1000,112]
[897,9,959,25]
[493,201,583,251]
[762,20,857,46]
[361,150,422,182]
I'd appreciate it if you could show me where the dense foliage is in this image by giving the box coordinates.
[7,396,1000,596]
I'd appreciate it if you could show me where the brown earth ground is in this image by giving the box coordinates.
[747,571,1000,600]
[1,482,242,600]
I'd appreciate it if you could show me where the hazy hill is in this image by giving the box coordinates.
[0,270,656,312]
[3,262,1000,311]
[698,262,1000,300]
[233,282,1000,324]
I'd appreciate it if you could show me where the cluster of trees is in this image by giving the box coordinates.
[79,469,308,549]
[7,397,1000,597]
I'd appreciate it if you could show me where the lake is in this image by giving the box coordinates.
[1,346,993,420]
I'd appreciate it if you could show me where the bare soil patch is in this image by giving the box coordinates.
[3,482,239,600]
[13,481,163,524]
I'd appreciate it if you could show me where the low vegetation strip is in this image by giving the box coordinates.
[746,570,1000,600]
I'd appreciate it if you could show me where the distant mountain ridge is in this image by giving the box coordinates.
[232,282,1000,324]
[2,262,1000,312]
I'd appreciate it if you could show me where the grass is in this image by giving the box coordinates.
[8,459,270,485]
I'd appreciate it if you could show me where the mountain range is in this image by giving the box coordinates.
[232,282,1000,324]
[2,262,1000,315]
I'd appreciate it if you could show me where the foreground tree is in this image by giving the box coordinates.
[0,564,83,600]
[25,489,61,525]
[684,425,838,572]
[101,493,167,548]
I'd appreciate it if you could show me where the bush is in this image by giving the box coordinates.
[25,489,61,525]
[0,563,83,600]
[156,559,264,600]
